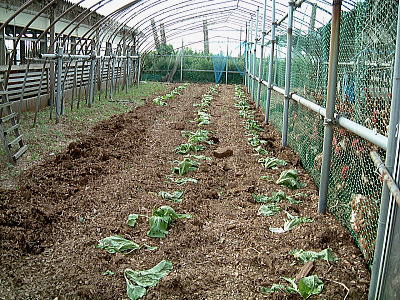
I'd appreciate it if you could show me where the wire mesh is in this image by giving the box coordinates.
[251,0,398,266]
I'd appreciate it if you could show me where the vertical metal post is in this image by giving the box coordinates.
[318,0,342,213]
[257,0,268,108]
[137,54,141,88]
[265,0,276,123]
[369,3,400,298]
[49,9,55,119]
[252,7,260,100]
[282,0,295,146]
[55,46,63,123]
[248,17,253,93]
[244,22,248,87]
[226,38,229,85]
[88,50,96,108]
[180,40,184,82]
[0,26,6,65]
[126,51,130,93]
[110,52,115,100]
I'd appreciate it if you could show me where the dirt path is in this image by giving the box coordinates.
[0,84,369,299]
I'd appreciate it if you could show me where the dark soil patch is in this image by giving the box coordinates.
[0,84,369,299]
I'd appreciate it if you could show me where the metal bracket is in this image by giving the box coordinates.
[324,117,338,126]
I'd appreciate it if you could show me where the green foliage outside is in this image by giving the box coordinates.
[142,45,244,84]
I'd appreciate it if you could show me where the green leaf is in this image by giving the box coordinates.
[126,280,147,300]
[175,143,205,154]
[96,236,140,254]
[124,260,173,288]
[276,169,305,189]
[298,275,324,299]
[147,216,170,238]
[269,212,314,233]
[254,146,268,155]
[258,157,287,169]
[144,244,158,251]
[147,206,191,238]
[172,158,199,176]
[290,248,338,263]
[102,270,115,276]
[152,97,167,106]
[168,177,198,184]
[258,204,281,216]
[158,190,184,203]
[186,155,212,161]
[127,214,140,228]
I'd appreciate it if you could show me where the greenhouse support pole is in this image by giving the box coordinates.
[282,0,295,146]
[126,51,130,93]
[265,0,276,123]
[110,53,116,100]
[137,54,141,88]
[180,40,184,82]
[226,38,229,85]
[256,0,268,108]
[248,17,253,93]
[55,46,63,124]
[244,21,248,87]
[88,50,96,108]
[369,3,400,298]
[318,0,342,213]
[252,7,260,101]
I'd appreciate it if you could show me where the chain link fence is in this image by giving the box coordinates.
[252,0,398,266]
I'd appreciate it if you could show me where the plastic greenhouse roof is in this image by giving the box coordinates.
[1,0,360,54]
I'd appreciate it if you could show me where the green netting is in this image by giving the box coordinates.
[249,0,398,266]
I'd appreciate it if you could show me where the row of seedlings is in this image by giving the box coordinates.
[233,85,339,299]
[167,84,220,191]
[94,86,192,300]
[152,83,190,106]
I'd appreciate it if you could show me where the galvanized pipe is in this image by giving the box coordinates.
[369,2,400,298]
[110,53,116,100]
[318,0,342,214]
[265,0,276,124]
[264,83,388,150]
[282,0,295,147]
[55,46,64,124]
[256,0,268,108]
[251,7,260,100]
[370,152,400,206]
[88,51,97,108]
[248,17,253,93]
[137,54,142,88]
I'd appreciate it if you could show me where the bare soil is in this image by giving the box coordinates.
[0,83,369,299]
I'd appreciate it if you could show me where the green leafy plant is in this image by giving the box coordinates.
[269,212,314,233]
[261,275,324,299]
[276,169,305,189]
[196,111,211,125]
[168,176,198,184]
[96,236,140,254]
[258,157,287,169]
[147,206,192,238]
[152,97,167,106]
[172,158,199,175]
[127,214,141,228]
[102,270,115,276]
[182,129,210,144]
[254,146,268,155]
[258,204,281,217]
[290,248,338,264]
[124,260,173,300]
[175,143,205,154]
[158,190,184,203]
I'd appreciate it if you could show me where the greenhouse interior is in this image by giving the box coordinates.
[0,0,399,299]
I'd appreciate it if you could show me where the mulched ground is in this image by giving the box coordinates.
[0,83,369,299]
